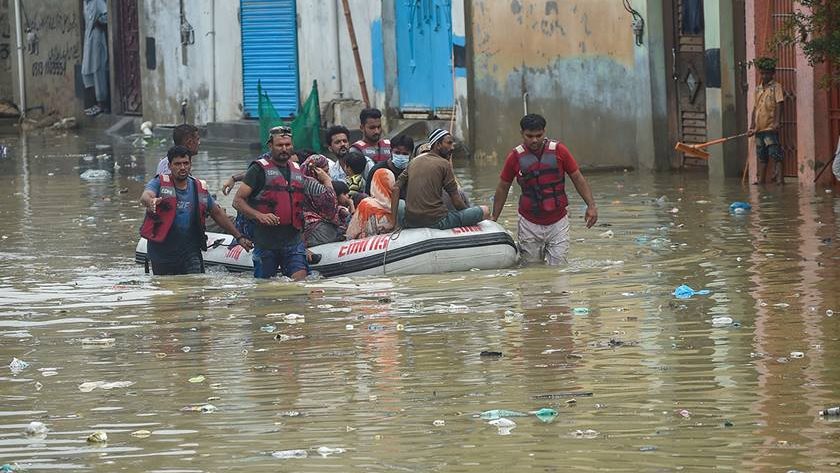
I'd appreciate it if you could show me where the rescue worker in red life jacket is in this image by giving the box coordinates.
[350,108,389,173]
[140,145,253,275]
[233,127,331,280]
[491,114,597,266]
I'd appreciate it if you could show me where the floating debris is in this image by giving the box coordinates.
[532,392,594,400]
[316,446,346,457]
[533,408,558,423]
[78,381,134,392]
[479,409,528,420]
[272,449,308,459]
[479,351,503,358]
[673,284,711,299]
[87,431,108,443]
[188,375,206,383]
[24,421,48,437]
[9,358,29,374]
[80,169,111,180]
[572,429,599,439]
[432,419,445,426]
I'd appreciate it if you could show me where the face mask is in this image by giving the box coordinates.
[392,154,410,170]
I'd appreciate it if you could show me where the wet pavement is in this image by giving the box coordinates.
[1,129,839,471]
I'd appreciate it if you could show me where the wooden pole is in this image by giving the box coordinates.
[340,0,370,107]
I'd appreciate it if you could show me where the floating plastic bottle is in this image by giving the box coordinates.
[572,307,590,316]
[479,409,528,420]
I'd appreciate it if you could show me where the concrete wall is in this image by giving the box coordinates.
[297,0,387,124]
[705,0,744,178]
[0,0,13,100]
[10,0,84,118]
[468,0,667,168]
[138,0,243,126]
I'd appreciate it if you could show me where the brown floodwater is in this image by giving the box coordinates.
[0,130,839,472]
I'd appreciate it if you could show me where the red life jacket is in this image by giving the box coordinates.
[140,175,209,243]
[251,158,305,230]
[351,139,392,163]
[515,140,568,214]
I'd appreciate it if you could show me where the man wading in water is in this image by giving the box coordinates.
[140,146,252,275]
[491,114,597,266]
[233,127,331,280]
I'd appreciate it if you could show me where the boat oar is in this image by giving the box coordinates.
[675,132,750,160]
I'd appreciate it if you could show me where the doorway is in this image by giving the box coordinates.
[665,0,708,168]
[113,0,142,115]
[395,0,453,118]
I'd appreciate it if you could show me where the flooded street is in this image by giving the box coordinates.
[1,129,839,472]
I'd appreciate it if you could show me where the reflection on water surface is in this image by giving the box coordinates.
[0,131,838,471]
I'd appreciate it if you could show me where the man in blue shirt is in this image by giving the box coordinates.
[140,146,252,275]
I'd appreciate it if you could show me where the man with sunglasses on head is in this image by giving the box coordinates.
[233,127,331,280]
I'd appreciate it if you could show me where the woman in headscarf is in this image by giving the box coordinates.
[346,167,398,239]
[301,154,347,247]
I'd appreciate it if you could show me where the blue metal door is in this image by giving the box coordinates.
[395,0,453,114]
[240,0,299,118]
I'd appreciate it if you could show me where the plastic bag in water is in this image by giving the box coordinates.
[533,408,558,422]
[80,169,112,180]
[272,449,308,459]
[729,201,751,214]
[673,284,710,299]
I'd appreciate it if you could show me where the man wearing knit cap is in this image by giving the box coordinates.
[391,129,489,230]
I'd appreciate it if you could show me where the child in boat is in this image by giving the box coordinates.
[343,151,369,205]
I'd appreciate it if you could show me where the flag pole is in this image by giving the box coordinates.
[340,0,370,107]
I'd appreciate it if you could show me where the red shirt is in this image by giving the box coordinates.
[499,141,579,225]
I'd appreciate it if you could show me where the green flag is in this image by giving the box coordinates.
[258,81,283,152]
[258,80,321,153]
[290,81,321,152]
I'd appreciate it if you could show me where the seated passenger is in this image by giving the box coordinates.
[414,141,470,210]
[300,154,346,248]
[343,151,369,204]
[332,180,354,227]
[346,168,404,239]
[364,134,413,196]
[391,129,489,230]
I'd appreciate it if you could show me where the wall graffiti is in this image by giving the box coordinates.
[25,11,79,35]
[31,44,79,77]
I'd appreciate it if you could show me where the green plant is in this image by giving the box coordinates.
[772,0,840,86]
[752,56,778,71]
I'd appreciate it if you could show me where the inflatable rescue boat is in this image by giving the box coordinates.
[135,220,518,277]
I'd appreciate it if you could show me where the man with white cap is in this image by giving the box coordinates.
[391,129,489,230]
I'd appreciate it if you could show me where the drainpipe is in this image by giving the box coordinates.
[208,0,217,122]
[13,0,26,118]
[334,0,344,98]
